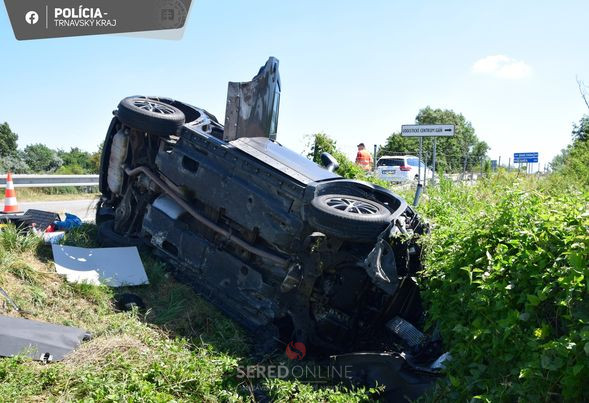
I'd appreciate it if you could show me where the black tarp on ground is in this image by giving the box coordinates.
[0,316,89,361]
[0,209,60,230]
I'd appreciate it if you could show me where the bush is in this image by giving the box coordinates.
[419,175,589,401]
[550,140,589,190]
[0,154,30,174]
[306,133,390,187]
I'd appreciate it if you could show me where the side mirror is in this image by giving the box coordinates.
[320,152,339,172]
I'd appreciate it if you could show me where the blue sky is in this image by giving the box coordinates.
[1,0,588,168]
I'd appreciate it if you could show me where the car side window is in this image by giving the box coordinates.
[407,158,419,167]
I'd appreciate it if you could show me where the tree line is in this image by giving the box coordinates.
[0,122,101,174]
[377,106,489,172]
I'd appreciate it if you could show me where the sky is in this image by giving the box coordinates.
[1,0,588,169]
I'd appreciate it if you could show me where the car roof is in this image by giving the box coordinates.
[378,155,418,160]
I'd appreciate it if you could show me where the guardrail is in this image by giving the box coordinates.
[0,174,99,188]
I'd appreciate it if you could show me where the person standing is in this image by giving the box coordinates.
[355,143,373,171]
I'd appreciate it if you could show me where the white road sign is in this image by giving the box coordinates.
[401,124,455,137]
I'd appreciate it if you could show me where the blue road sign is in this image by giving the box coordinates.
[514,152,538,163]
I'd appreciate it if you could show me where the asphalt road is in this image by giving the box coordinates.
[4,199,98,222]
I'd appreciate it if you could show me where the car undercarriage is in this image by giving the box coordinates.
[96,57,446,398]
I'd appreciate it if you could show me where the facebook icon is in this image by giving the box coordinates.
[25,11,39,25]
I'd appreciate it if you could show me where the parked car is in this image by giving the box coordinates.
[96,58,445,397]
[376,155,433,183]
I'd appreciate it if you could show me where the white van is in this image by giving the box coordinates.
[375,155,433,182]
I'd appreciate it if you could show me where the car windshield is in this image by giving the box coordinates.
[378,158,404,167]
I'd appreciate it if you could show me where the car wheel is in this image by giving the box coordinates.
[117,96,185,136]
[306,194,392,241]
[115,293,146,312]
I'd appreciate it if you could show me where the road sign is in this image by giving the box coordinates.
[401,124,455,137]
[513,152,538,163]
[400,124,454,188]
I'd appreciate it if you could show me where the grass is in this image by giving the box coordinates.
[0,224,376,401]
[10,187,99,202]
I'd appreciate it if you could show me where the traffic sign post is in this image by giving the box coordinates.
[432,138,437,183]
[401,124,455,185]
[418,137,423,186]
[514,152,538,175]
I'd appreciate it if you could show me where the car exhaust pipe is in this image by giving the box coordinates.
[124,165,290,268]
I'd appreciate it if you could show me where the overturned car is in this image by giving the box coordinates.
[97,58,445,397]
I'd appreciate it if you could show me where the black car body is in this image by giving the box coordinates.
[97,58,444,396]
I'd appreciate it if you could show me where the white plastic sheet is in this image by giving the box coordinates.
[52,244,148,287]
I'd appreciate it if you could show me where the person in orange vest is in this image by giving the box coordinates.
[355,143,373,171]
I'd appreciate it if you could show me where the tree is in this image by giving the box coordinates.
[0,122,18,157]
[0,154,30,174]
[89,142,104,173]
[23,143,63,172]
[551,114,589,173]
[379,107,489,172]
[306,133,367,180]
[58,147,94,173]
[572,115,589,142]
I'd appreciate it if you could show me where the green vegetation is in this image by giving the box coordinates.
[16,187,99,202]
[0,225,376,401]
[306,132,390,187]
[0,122,19,158]
[308,121,588,400]
[0,110,586,400]
[0,121,100,174]
[417,173,588,401]
[415,116,589,400]
[550,114,589,189]
[23,144,63,173]
[378,107,489,173]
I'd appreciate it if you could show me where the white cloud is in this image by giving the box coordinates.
[472,55,531,79]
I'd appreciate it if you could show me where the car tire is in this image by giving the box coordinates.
[97,219,143,247]
[117,96,185,136]
[306,194,392,241]
[115,293,146,312]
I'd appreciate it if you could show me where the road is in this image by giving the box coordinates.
[4,199,98,222]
